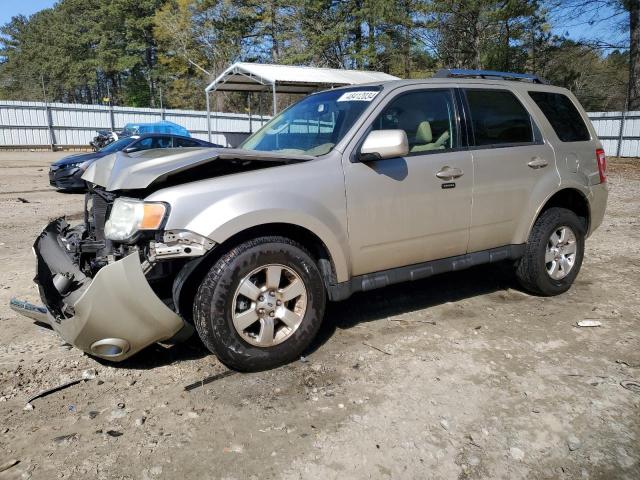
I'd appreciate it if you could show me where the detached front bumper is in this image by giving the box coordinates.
[34,219,186,361]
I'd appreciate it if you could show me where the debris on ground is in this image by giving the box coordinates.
[616,359,640,368]
[53,433,78,444]
[576,320,602,327]
[0,459,20,473]
[620,380,640,394]
[510,447,525,461]
[109,409,127,420]
[16,197,30,203]
[134,416,146,427]
[567,434,582,451]
[25,378,88,406]
[389,318,437,325]
[363,341,392,356]
[184,370,237,391]
[81,368,97,380]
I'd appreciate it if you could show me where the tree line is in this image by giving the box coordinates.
[0,0,636,113]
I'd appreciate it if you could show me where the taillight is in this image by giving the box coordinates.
[596,148,607,183]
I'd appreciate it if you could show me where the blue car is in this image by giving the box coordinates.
[49,133,220,191]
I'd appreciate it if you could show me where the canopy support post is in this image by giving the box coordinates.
[272,83,277,116]
[206,90,212,142]
[248,92,252,133]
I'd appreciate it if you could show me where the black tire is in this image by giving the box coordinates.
[193,236,326,372]
[516,207,585,296]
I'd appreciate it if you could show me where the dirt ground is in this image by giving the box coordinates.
[0,152,638,480]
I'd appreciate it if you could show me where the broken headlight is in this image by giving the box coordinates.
[104,198,168,242]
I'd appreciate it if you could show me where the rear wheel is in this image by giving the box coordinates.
[194,236,326,371]
[516,207,585,296]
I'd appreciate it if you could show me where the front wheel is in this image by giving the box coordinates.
[516,207,585,296]
[193,236,326,372]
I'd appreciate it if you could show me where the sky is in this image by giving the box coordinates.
[0,0,56,26]
[0,0,630,53]
[551,2,628,51]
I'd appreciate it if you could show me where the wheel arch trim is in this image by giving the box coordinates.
[522,185,592,243]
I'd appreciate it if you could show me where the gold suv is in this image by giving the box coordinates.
[31,69,608,371]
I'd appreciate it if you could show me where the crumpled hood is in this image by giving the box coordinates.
[82,147,313,191]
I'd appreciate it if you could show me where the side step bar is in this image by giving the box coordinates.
[327,244,525,301]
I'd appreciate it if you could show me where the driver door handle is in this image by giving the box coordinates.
[436,166,464,180]
[527,157,549,169]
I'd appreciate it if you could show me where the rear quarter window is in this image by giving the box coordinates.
[528,91,590,142]
[465,89,534,146]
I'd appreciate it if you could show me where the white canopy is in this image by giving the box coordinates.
[205,62,399,141]
[205,62,399,94]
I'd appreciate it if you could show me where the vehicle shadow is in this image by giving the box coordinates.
[307,261,522,354]
[92,336,210,370]
[103,261,522,370]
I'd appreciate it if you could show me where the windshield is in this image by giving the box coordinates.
[99,137,136,153]
[241,87,381,156]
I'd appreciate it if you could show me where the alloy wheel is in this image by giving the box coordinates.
[232,264,307,347]
[545,225,578,280]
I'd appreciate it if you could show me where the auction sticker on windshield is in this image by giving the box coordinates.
[337,91,379,102]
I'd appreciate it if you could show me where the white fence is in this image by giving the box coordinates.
[0,100,269,149]
[587,111,640,158]
[0,100,638,157]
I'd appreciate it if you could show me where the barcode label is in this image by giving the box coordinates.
[337,91,379,102]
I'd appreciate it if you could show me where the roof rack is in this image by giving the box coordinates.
[434,68,547,84]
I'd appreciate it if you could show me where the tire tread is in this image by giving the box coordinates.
[516,207,585,296]
[193,236,325,371]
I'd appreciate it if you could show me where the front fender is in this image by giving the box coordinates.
[186,191,350,282]
[147,158,351,282]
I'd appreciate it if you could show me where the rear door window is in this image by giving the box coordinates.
[155,136,172,148]
[528,91,590,142]
[131,137,154,151]
[174,137,201,147]
[132,136,172,151]
[465,89,534,147]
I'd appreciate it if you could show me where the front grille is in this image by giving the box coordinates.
[92,193,109,241]
[85,187,115,242]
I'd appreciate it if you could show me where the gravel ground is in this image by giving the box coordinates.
[0,153,638,480]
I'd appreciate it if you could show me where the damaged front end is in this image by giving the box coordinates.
[30,148,310,361]
[32,186,210,361]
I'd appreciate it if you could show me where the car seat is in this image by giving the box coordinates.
[410,121,450,152]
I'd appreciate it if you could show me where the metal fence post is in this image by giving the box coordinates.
[616,110,626,158]
[45,103,56,151]
[109,104,115,132]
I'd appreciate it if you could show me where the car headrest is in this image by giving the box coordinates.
[415,121,433,144]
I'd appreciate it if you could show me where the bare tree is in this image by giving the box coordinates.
[547,0,638,108]
[627,0,639,109]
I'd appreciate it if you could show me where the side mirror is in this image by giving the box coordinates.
[358,129,409,161]
[123,146,138,154]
